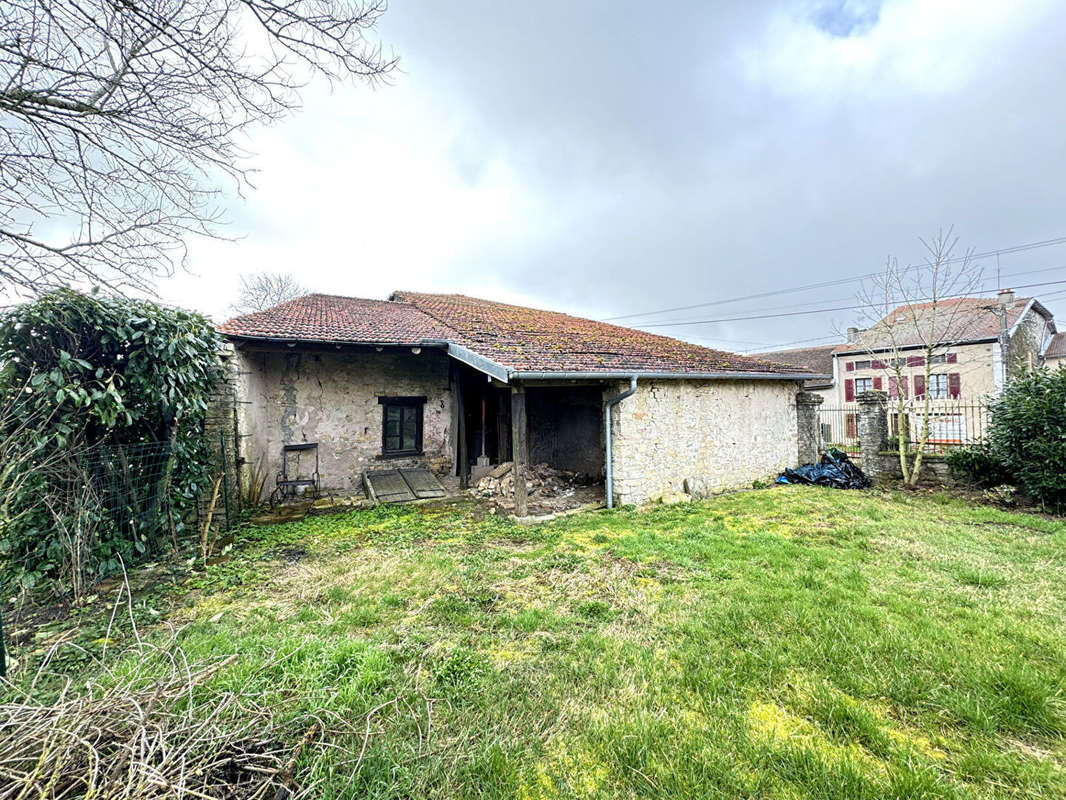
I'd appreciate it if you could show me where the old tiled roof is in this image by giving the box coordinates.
[749,344,838,388]
[218,294,454,344]
[222,291,817,378]
[1045,332,1066,359]
[391,291,810,376]
[834,296,1046,354]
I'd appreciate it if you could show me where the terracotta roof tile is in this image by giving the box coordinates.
[749,344,839,387]
[1045,332,1066,358]
[834,296,1041,353]
[221,291,814,378]
[393,291,808,375]
[218,294,454,344]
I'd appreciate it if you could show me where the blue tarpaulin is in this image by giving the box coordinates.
[777,448,871,490]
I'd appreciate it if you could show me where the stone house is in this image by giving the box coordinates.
[1042,332,1066,370]
[833,290,1055,406]
[219,292,825,510]
[756,290,1057,409]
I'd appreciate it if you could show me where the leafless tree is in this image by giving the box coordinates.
[0,0,394,298]
[850,228,983,484]
[231,271,306,315]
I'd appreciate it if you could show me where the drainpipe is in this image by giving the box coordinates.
[604,376,638,509]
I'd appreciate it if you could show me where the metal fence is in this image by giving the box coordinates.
[819,400,992,459]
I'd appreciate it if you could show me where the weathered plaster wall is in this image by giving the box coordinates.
[235,347,453,492]
[609,379,801,505]
[1009,307,1053,377]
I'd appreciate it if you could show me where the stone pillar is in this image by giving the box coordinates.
[856,390,888,478]
[795,391,824,465]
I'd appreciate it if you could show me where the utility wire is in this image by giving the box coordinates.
[601,235,1066,323]
[634,278,1066,329]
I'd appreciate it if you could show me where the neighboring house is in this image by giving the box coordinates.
[834,290,1055,405]
[219,292,824,508]
[749,344,838,403]
[1042,332,1066,370]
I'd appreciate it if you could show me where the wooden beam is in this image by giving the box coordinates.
[456,370,470,490]
[510,385,528,517]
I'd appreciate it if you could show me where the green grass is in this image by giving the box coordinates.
[18,487,1066,798]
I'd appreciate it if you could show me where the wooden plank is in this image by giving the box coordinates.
[511,386,528,517]
[400,469,447,499]
[366,470,416,502]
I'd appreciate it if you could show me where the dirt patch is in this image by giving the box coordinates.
[471,462,605,516]
[6,599,73,647]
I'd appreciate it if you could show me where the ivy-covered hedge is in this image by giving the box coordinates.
[986,368,1066,511]
[0,289,223,593]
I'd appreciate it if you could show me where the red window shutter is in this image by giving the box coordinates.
[888,376,898,399]
[907,356,925,368]
[845,414,858,439]
[872,359,885,369]
[846,361,855,372]
[844,379,855,402]
[946,352,958,364]
[901,376,909,399]
[873,376,882,390]
[914,375,926,398]
[948,372,961,398]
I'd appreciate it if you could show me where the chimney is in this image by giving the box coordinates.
[846,326,860,344]
[998,288,1015,308]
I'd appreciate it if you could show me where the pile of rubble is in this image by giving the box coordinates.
[471,461,595,501]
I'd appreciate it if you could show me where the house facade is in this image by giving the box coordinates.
[756,290,1057,407]
[220,292,824,510]
[833,291,1055,405]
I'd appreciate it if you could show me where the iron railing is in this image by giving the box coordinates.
[818,400,992,457]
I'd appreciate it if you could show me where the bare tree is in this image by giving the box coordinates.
[231,271,307,315]
[851,228,983,485]
[0,1,394,298]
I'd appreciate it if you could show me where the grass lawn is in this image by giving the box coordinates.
[18,486,1066,798]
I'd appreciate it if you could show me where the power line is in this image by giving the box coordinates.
[634,277,1066,329]
[601,235,1066,323]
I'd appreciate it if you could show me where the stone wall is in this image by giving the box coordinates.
[609,379,802,505]
[527,386,604,475]
[234,346,454,493]
[198,343,239,528]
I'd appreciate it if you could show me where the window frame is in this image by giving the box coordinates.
[927,374,949,400]
[854,377,873,394]
[378,395,426,457]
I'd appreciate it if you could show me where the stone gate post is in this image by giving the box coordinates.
[795,391,824,465]
[856,390,888,478]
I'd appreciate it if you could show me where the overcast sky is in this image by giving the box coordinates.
[158,0,1066,354]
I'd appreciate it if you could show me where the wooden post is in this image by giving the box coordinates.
[457,372,469,490]
[511,385,528,517]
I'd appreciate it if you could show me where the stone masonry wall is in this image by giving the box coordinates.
[609,379,802,505]
[198,343,240,528]
[234,346,454,493]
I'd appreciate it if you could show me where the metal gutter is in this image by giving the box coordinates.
[430,341,511,383]
[604,377,637,509]
[509,370,827,382]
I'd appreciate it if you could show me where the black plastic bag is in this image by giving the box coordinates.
[777,448,871,490]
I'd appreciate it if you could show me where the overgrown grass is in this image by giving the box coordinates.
[10,487,1066,798]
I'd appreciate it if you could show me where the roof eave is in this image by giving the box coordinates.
[221,332,444,349]
[508,370,826,382]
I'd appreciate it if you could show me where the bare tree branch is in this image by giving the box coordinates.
[231,270,306,314]
[849,227,984,484]
[0,0,395,298]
